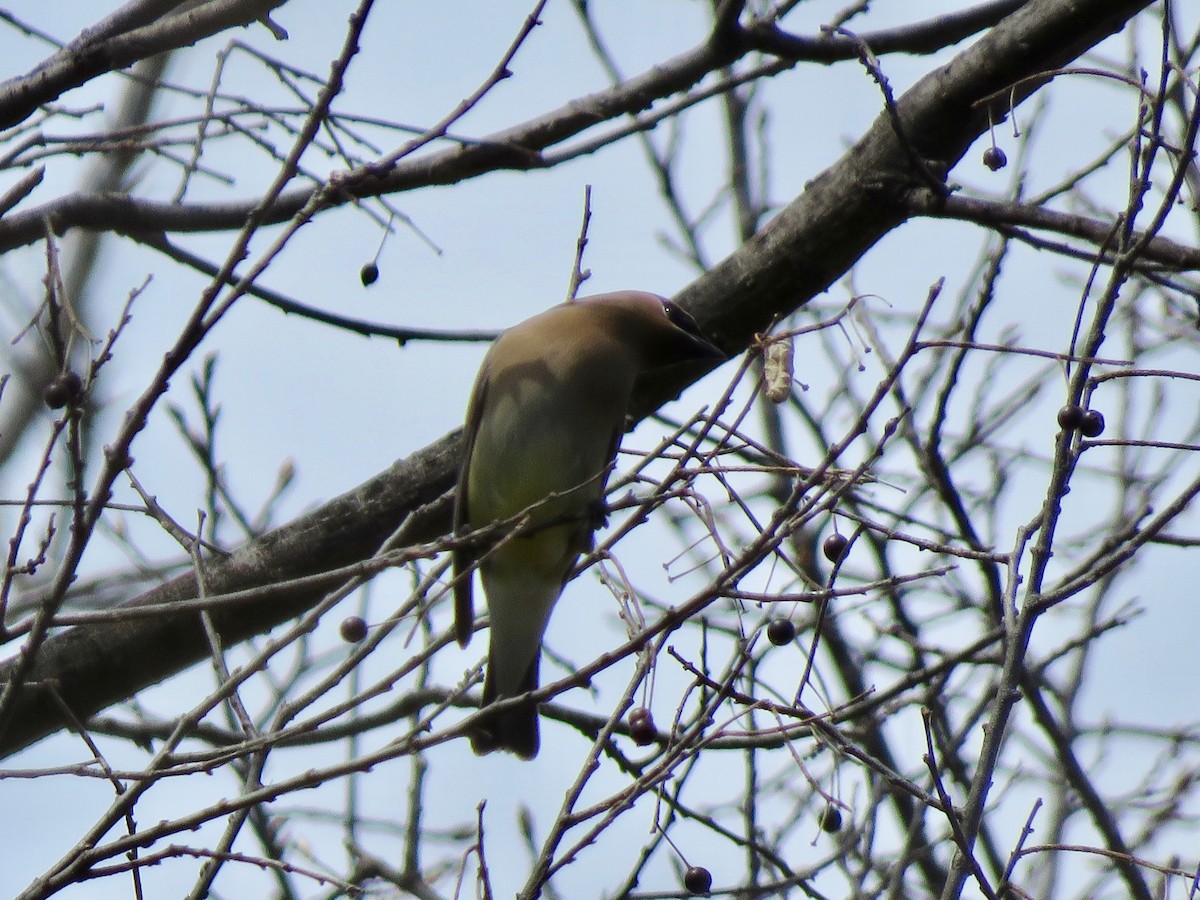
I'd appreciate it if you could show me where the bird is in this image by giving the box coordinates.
[453,290,725,759]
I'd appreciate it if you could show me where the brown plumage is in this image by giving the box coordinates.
[453,291,724,758]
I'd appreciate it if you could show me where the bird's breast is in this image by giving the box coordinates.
[467,362,629,529]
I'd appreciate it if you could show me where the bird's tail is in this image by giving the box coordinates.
[469,656,540,759]
[469,704,539,760]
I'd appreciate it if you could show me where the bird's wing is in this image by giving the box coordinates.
[453,372,490,648]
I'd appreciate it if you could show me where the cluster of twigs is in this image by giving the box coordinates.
[0,1,1196,898]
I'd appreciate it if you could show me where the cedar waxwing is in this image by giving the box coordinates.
[453,290,725,759]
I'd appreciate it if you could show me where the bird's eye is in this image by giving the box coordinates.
[661,300,705,338]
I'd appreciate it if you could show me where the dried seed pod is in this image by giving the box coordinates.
[764,338,794,403]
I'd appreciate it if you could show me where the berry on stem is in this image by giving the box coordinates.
[982,146,1008,171]
[767,618,796,646]
[683,865,712,895]
[339,616,368,643]
[44,372,83,409]
[820,804,844,833]
[823,532,849,564]
[1080,409,1105,437]
[629,707,656,746]
[1057,405,1084,431]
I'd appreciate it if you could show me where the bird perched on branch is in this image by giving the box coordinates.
[453,290,725,759]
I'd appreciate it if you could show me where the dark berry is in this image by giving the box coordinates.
[43,372,83,409]
[982,146,1007,171]
[820,804,844,833]
[682,865,712,895]
[339,615,368,643]
[1080,409,1105,438]
[1057,405,1084,431]
[360,262,380,286]
[629,707,656,746]
[766,618,796,646]
[823,532,849,564]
